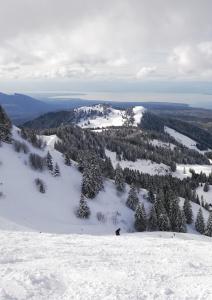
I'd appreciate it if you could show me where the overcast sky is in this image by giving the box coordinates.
[0,0,212,93]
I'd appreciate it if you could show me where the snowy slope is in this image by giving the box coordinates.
[1,231,212,300]
[105,149,171,175]
[0,127,139,234]
[165,126,210,153]
[75,105,144,128]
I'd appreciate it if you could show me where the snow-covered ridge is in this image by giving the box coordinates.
[74,104,145,128]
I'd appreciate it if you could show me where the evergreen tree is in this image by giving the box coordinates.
[0,105,11,143]
[148,206,158,231]
[64,153,71,166]
[183,198,193,224]
[203,182,210,192]
[205,212,212,237]
[46,151,53,172]
[126,184,139,211]
[134,203,147,232]
[195,208,205,234]
[147,189,155,203]
[82,154,103,198]
[115,163,125,193]
[169,196,182,232]
[104,157,114,179]
[76,194,90,219]
[39,182,46,193]
[53,163,60,177]
[157,212,170,231]
[179,209,187,233]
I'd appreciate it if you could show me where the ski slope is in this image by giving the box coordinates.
[75,105,144,128]
[0,231,212,300]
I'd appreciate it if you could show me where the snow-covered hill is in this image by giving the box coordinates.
[74,104,145,128]
[0,127,137,234]
[1,230,212,300]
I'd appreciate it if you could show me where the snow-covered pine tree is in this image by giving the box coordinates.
[81,154,103,199]
[0,105,11,143]
[179,209,187,233]
[64,153,71,166]
[169,196,182,232]
[195,208,205,234]
[134,203,147,232]
[53,163,60,177]
[148,206,158,231]
[147,189,155,203]
[126,184,139,211]
[205,212,212,237]
[104,157,114,179]
[157,213,170,231]
[46,151,53,172]
[183,198,193,224]
[115,163,125,193]
[76,194,90,219]
[203,182,210,192]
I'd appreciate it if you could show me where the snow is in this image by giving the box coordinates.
[174,164,212,179]
[0,230,212,299]
[106,149,171,175]
[150,139,176,150]
[75,105,145,128]
[0,127,139,234]
[165,126,210,153]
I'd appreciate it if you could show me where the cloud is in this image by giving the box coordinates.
[136,66,157,79]
[169,42,212,78]
[0,0,212,83]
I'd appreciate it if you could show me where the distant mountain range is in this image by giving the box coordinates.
[0,92,190,125]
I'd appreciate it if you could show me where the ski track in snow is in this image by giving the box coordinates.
[0,231,212,300]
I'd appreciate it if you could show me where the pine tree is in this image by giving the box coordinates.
[148,206,158,231]
[183,198,193,224]
[115,163,125,193]
[179,209,187,233]
[134,203,147,232]
[81,154,103,199]
[147,189,155,203]
[64,153,71,166]
[205,212,212,237]
[46,151,53,172]
[203,182,210,192]
[169,196,182,232]
[39,182,46,193]
[195,208,205,234]
[76,194,90,219]
[126,184,139,211]
[53,163,60,177]
[0,105,12,143]
[104,157,114,179]
[157,213,170,231]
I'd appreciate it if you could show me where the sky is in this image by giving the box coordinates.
[0,0,212,94]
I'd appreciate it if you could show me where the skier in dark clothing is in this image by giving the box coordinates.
[115,228,121,236]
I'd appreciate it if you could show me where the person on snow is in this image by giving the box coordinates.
[115,228,121,236]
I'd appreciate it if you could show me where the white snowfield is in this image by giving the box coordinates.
[0,127,136,234]
[75,105,145,128]
[165,126,210,153]
[105,149,171,176]
[0,231,212,300]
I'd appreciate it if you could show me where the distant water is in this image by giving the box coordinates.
[33,91,212,109]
